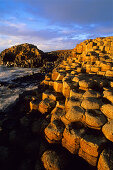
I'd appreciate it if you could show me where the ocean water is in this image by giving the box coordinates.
[0,66,41,111]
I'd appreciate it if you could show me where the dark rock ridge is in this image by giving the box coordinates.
[0,43,46,67]
[0,43,72,68]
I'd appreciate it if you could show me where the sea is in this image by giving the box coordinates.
[0,66,41,112]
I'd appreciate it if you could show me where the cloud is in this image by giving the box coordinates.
[0,0,113,52]
[16,0,113,25]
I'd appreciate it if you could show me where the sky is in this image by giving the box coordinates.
[0,0,113,52]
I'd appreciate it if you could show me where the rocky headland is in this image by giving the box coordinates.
[0,43,72,70]
[0,36,113,170]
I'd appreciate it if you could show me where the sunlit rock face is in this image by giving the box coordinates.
[31,36,113,169]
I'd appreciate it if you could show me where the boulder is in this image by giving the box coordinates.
[44,120,65,143]
[80,133,107,158]
[72,76,80,83]
[60,115,70,126]
[51,107,65,122]
[83,90,101,98]
[56,100,65,110]
[42,90,60,101]
[85,110,107,130]
[103,90,113,98]
[98,147,113,170]
[79,79,90,89]
[70,89,83,98]
[54,80,63,93]
[62,122,85,154]
[41,150,61,170]
[65,97,81,112]
[56,72,65,81]
[49,80,54,87]
[65,106,85,123]
[103,90,113,103]
[102,119,113,142]
[38,98,56,114]
[52,71,59,81]
[81,98,102,110]
[101,104,113,119]
[30,99,40,111]
[78,148,97,166]
[62,80,72,98]
[105,70,113,77]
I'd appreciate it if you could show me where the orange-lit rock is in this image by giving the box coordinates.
[54,80,63,93]
[85,110,107,130]
[83,90,101,98]
[30,99,40,111]
[52,70,59,81]
[62,123,85,154]
[44,120,65,143]
[41,150,60,170]
[98,147,113,170]
[65,106,84,123]
[38,98,56,114]
[62,80,72,98]
[81,98,102,110]
[102,119,113,142]
[51,107,65,122]
[65,97,81,112]
[80,134,106,157]
[78,148,97,166]
[101,104,113,119]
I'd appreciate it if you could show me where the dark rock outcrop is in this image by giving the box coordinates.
[0,43,45,67]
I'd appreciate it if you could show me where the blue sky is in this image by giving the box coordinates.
[0,0,113,52]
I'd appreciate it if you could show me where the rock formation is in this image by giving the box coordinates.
[28,36,113,169]
[0,43,45,67]
[0,44,72,68]
[1,36,113,169]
